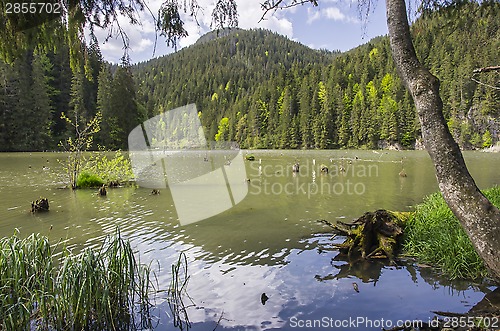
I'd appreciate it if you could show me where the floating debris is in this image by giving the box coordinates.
[352,282,359,293]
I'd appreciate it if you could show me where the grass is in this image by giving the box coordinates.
[76,171,105,188]
[402,186,500,280]
[0,229,156,330]
[166,252,193,330]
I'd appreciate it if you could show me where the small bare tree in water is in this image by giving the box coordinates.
[59,111,101,189]
[1,0,499,280]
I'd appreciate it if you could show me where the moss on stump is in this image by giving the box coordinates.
[325,209,410,261]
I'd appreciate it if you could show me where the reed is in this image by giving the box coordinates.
[167,252,193,331]
[403,186,500,280]
[0,229,156,330]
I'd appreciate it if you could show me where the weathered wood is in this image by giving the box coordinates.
[324,210,408,261]
[31,198,49,212]
[473,66,500,74]
[99,184,107,196]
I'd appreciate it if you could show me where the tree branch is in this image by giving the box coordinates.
[259,0,318,23]
[473,66,500,74]
[472,66,500,90]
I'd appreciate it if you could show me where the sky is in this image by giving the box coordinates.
[93,0,389,64]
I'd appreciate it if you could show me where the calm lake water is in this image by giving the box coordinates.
[1,150,499,330]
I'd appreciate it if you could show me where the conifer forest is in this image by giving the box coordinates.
[0,1,498,152]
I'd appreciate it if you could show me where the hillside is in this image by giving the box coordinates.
[0,1,498,151]
[133,1,499,150]
[133,28,335,148]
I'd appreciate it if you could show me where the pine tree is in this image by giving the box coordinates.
[31,51,55,150]
[109,59,141,149]
[96,64,115,148]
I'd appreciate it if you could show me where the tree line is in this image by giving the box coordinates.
[0,42,142,151]
[0,1,498,152]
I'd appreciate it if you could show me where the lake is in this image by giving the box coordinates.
[1,150,499,330]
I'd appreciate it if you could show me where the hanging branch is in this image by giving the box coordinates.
[259,0,318,22]
[473,66,500,74]
[472,65,500,91]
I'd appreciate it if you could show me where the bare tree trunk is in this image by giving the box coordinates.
[385,0,500,281]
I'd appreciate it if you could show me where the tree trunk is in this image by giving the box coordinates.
[385,0,500,281]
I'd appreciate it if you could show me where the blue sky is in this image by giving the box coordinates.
[95,0,389,64]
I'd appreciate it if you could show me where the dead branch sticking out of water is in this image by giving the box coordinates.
[322,210,409,261]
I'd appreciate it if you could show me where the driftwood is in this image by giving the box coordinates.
[31,198,49,213]
[321,210,408,261]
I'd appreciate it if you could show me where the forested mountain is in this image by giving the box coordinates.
[134,1,499,150]
[0,1,498,151]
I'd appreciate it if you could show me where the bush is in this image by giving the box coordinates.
[80,151,134,186]
[76,171,105,188]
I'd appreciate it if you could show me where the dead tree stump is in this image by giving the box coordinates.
[324,210,408,261]
[31,198,49,213]
[99,184,107,196]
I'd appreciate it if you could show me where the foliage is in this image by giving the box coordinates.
[59,111,102,189]
[76,171,105,188]
[133,1,499,150]
[80,151,135,186]
[214,117,230,141]
[167,252,193,330]
[403,187,500,280]
[0,2,498,152]
[0,229,157,330]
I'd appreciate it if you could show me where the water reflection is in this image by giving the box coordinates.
[1,151,499,330]
[140,233,494,331]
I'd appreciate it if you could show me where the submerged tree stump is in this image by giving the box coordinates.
[324,210,408,261]
[31,198,49,213]
[99,184,107,196]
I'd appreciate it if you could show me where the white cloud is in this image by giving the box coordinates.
[325,7,346,21]
[236,0,294,38]
[307,6,359,24]
[306,8,321,24]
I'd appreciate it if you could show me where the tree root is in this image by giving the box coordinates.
[320,210,410,261]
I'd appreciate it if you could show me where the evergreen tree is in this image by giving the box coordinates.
[109,59,141,149]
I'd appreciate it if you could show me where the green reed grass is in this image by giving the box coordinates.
[0,229,156,330]
[167,252,193,331]
[403,186,500,280]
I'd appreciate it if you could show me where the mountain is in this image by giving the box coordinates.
[133,1,499,150]
[133,28,335,148]
[0,1,498,152]
[194,27,242,45]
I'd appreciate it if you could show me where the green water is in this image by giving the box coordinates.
[1,150,499,330]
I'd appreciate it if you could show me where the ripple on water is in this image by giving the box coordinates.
[1,151,499,330]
